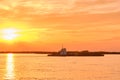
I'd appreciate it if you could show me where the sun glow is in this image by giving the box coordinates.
[2,28,19,41]
[0,21,41,43]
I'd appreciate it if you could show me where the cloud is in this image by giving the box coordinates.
[0,0,120,16]
[82,0,120,14]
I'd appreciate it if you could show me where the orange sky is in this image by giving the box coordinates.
[0,0,120,51]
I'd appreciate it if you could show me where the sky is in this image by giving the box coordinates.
[0,0,120,51]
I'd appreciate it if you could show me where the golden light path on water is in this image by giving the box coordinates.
[5,53,15,80]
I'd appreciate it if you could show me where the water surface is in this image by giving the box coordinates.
[0,54,120,80]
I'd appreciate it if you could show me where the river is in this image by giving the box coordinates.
[0,54,120,80]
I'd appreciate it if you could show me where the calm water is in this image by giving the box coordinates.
[0,54,120,80]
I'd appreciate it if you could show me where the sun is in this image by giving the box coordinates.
[2,28,19,41]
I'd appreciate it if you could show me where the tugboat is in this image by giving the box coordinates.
[48,48,67,56]
[58,48,67,56]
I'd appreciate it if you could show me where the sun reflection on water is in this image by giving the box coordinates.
[5,53,15,80]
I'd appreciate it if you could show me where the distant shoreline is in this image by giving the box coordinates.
[0,51,120,54]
